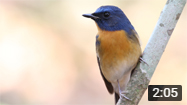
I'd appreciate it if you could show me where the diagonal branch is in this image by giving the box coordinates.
[117,0,186,104]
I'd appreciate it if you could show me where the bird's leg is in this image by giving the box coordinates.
[117,80,131,101]
[139,57,149,66]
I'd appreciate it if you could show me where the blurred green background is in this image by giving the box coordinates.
[0,0,186,105]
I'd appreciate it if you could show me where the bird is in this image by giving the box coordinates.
[82,5,142,104]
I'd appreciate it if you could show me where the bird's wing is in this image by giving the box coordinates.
[97,57,114,94]
[131,29,141,46]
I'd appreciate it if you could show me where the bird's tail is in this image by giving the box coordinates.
[115,92,120,104]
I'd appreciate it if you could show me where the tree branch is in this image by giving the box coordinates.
[117,0,186,104]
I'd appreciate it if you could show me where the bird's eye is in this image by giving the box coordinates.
[104,12,110,18]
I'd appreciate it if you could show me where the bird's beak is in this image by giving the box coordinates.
[82,13,99,19]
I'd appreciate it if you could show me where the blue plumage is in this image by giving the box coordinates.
[96,35,100,46]
[93,6,134,35]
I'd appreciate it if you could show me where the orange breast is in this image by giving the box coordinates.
[97,30,130,65]
[96,29,141,82]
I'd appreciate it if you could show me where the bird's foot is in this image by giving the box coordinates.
[119,92,131,101]
[140,57,149,66]
[117,80,132,101]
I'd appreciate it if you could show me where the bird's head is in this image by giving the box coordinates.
[83,5,134,34]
